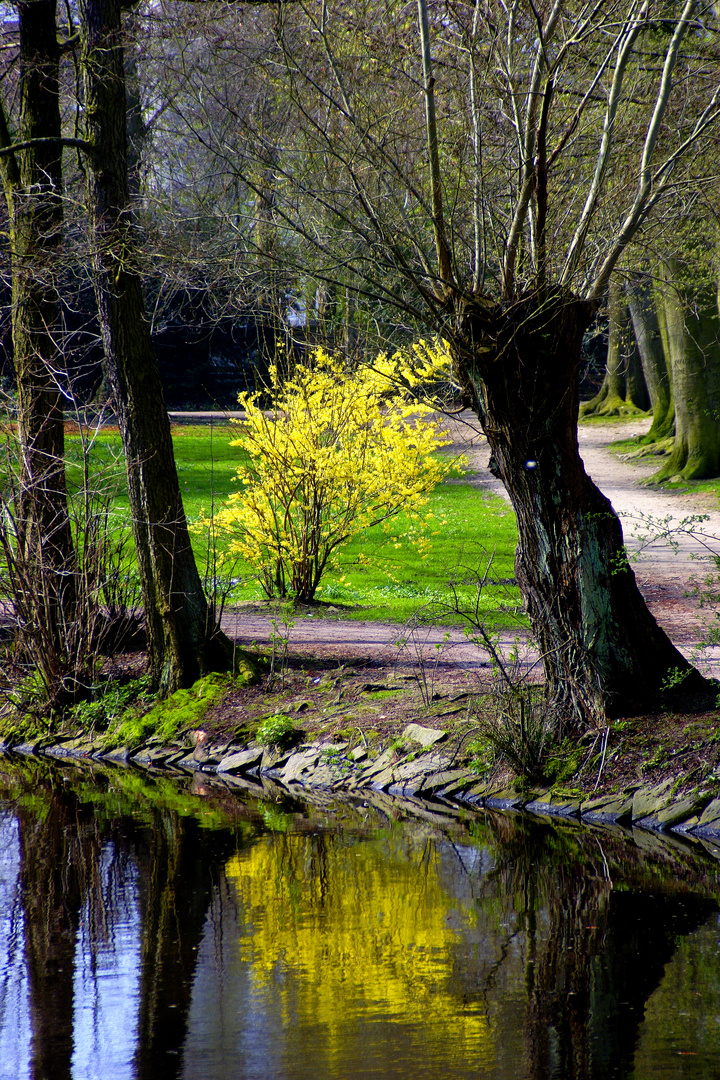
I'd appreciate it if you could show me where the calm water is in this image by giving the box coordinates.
[1,758,720,1080]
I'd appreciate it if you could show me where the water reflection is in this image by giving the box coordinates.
[0,759,719,1080]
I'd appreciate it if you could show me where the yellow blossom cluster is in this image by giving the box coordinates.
[213,343,455,602]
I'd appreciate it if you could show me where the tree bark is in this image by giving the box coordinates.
[650,259,720,482]
[0,2,77,680]
[580,275,648,415]
[456,290,705,723]
[78,0,242,693]
[626,271,674,443]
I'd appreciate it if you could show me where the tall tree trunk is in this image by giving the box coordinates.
[78,0,243,693]
[626,271,674,442]
[456,291,706,723]
[650,259,720,482]
[581,275,647,415]
[0,2,76,685]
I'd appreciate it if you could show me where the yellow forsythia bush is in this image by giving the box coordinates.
[213,342,455,602]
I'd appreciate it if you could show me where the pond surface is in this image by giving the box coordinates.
[1,758,720,1080]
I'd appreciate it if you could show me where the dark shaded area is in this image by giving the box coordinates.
[0,280,276,410]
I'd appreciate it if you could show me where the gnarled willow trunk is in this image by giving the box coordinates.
[456,291,706,723]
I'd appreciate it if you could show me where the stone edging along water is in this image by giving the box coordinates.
[6,720,720,857]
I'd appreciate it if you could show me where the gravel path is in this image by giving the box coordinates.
[219,412,720,678]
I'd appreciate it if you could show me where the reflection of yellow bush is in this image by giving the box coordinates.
[209,343,456,603]
[225,832,493,1064]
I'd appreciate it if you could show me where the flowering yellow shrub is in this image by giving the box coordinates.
[214,343,455,602]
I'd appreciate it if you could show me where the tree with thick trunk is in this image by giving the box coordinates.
[426,0,717,720]
[648,258,720,481]
[0,2,78,695]
[457,290,699,719]
[78,0,247,693]
[169,0,720,721]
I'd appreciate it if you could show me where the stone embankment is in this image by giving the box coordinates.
[9,720,720,860]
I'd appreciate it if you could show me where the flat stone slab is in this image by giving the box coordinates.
[698,797,720,827]
[459,781,493,802]
[632,779,676,822]
[525,796,582,818]
[260,747,294,771]
[653,797,707,830]
[369,767,397,791]
[355,749,395,782]
[217,748,263,774]
[45,738,96,758]
[484,789,525,810]
[420,769,473,796]
[402,724,446,748]
[280,749,321,783]
[302,764,337,788]
[580,792,634,824]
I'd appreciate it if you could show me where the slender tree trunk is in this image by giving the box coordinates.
[626,271,674,442]
[0,2,76,678]
[456,290,706,723]
[650,260,720,482]
[78,0,244,693]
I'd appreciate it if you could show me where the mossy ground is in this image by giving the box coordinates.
[45,642,716,808]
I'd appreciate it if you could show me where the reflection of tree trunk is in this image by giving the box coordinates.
[133,813,235,1080]
[78,0,241,692]
[18,791,91,1080]
[526,880,717,1080]
[627,272,674,443]
[651,260,720,481]
[457,291,706,722]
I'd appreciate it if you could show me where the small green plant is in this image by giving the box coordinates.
[268,600,296,691]
[73,675,153,735]
[256,712,297,748]
[472,684,560,783]
[659,666,692,692]
[466,734,497,778]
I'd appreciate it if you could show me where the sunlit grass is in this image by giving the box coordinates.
[65,422,521,628]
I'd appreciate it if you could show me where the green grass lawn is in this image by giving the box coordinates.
[65,421,521,628]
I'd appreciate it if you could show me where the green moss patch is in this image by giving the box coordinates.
[103,672,235,751]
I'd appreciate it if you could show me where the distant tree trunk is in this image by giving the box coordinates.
[581,275,648,415]
[650,259,720,482]
[0,1,76,679]
[78,0,244,693]
[627,272,674,443]
[457,291,705,723]
[625,344,649,411]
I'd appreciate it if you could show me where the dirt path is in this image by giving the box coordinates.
[220,412,720,678]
